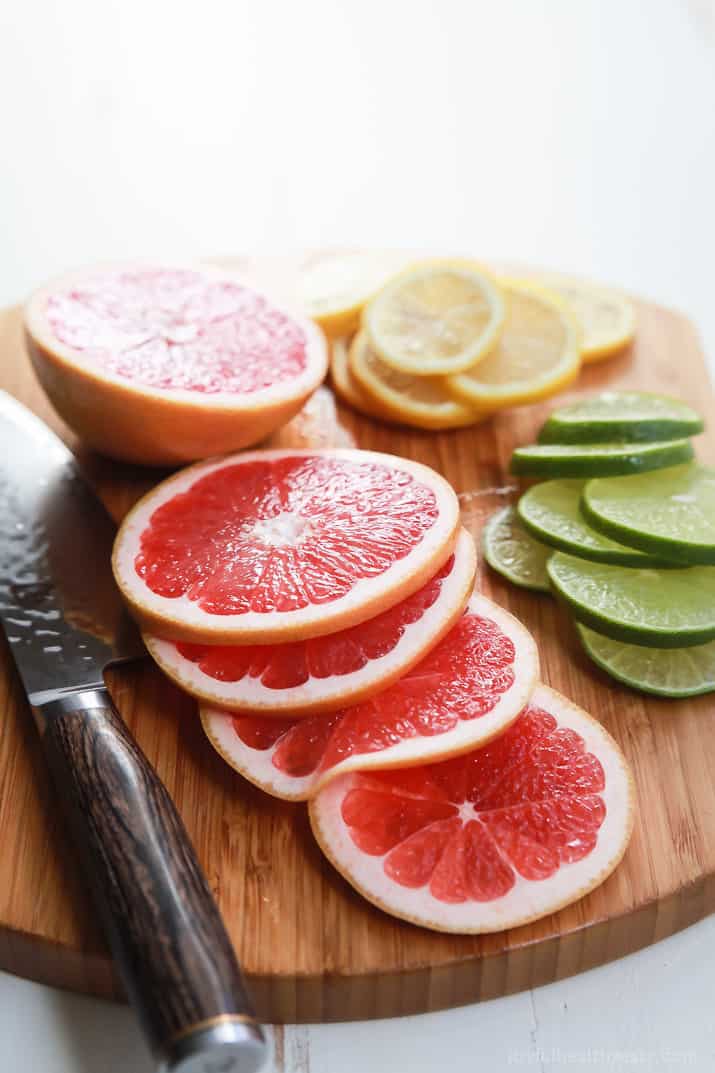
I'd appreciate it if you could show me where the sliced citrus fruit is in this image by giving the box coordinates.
[309,683,634,933]
[482,505,551,592]
[364,259,505,376]
[446,279,581,408]
[349,331,484,430]
[547,552,715,647]
[577,623,715,698]
[329,337,394,421]
[582,463,715,565]
[518,480,669,566]
[113,448,460,644]
[145,527,476,715]
[201,592,539,800]
[510,439,694,479]
[528,272,635,362]
[24,262,328,465]
[538,391,704,445]
[298,249,412,338]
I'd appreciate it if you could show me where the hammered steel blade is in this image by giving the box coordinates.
[0,391,144,704]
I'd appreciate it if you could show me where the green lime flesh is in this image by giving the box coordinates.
[538,391,704,444]
[517,479,670,566]
[583,463,715,565]
[482,506,551,591]
[577,623,715,698]
[510,439,694,479]
[547,552,715,647]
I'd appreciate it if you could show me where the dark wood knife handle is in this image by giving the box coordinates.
[35,686,265,1073]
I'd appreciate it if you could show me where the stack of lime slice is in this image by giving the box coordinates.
[485,391,715,697]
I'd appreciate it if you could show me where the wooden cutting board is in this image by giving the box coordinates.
[1,256,714,1024]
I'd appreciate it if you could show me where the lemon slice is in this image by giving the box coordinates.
[528,272,635,363]
[363,259,506,376]
[349,331,485,430]
[447,279,581,408]
[330,337,393,421]
[299,250,412,338]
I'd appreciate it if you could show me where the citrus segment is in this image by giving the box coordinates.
[24,263,328,465]
[582,463,715,565]
[527,272,635,362]
[364,260,505,376]
[538,391,704,445]
[511,439,694,479]
[547,552,715,647]
[113,448,460,644]
[577,624,715,698]
[330,338,394,421]
[482,506,551,592]
[309,684,634,933]
[349,332,483,430]
[447,280,581,408]
[145,528,476,714]
[298,250,412,338]
[201,593,539,800]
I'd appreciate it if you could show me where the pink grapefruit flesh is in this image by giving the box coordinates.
[310,683,634,933]
[24,263,328,465]
[144,527,476,715]
[114,448,461,644]
[201,592,539,800]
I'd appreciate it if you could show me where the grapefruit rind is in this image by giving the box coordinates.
[200,592,540,800]
[144,528,477,715]
[24,261,329,465]
[309,683,635,933]
[113,448,461,644]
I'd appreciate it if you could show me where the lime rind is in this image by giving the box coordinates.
[510,439,694,479]
[577,623,715,698]
[538,391,704,444]
[547,552,715,648]
[517,479,670,567]
[582,463,715,566]
[482,506,551,592]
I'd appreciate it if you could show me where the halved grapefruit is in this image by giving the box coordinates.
[24,262,328,465]
[144,527,476,715]
[310,684,634,932]
[113,448,460,644]
[201,593,539,800]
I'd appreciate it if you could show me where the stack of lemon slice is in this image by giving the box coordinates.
[309,254,635,431]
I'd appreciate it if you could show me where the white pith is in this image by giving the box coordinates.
[200,591,540,800]
[145,528,476,713]
[113,447,461,642]
[309,684,635,933]
[24,260,328,412]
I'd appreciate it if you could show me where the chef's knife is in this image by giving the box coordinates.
[0,391,266,1073]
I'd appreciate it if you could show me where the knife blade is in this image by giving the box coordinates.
[0,391,266,1073]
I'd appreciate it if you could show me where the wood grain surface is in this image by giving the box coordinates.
[1,255,714,1023]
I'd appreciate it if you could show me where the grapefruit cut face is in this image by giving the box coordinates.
[310,684,634,933]
[145,527,476,715]
[201,593,539,799]
[24,263,328,465]
[114,448,461,643]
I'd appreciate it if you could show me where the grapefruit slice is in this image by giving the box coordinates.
[24,262,328,465]
[113,448,460,643]
[201,593,539,800]
[310,684,634,933]
[144,528,476,715]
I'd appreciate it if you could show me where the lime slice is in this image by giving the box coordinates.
[577,623,715,698]
[482,506,551,591]
[517,479,668,566]
[582,463,715,565]
[547,552,715,647]
[510,439,693,479]
[538,391,704,444]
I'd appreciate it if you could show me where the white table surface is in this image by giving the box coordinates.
[1,1,714,1070]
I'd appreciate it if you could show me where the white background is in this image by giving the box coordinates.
[1,0,714,1070]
